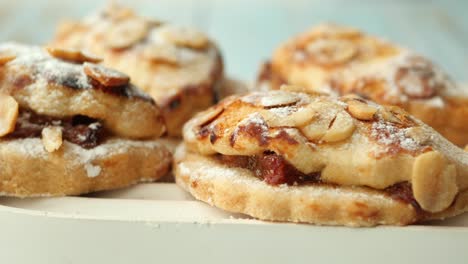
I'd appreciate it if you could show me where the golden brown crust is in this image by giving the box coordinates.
[50,3,224,136]
[258,23,468,146]
[0,43,165,139]
[0,138,171,197]
[182,90,468,216]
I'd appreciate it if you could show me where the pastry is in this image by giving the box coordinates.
[174,87,468,226]
[257,23,468,147]
[50,3,224,137]
[0,43,171,197]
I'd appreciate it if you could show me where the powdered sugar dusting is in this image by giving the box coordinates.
[338,50,452,106]
[241,91,310,107]
[239,113,268,131]
[268,106,298,117]
[370,121,420,153]
[1,43,92,89]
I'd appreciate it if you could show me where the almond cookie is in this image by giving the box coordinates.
[257,23,468,147]
[0,43,171,197]
[50,3,224,137]
[174,89,468,226]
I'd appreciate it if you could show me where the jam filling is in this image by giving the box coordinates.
[216,152,320,185]
[217,152,423,212]
[7,109,105,149]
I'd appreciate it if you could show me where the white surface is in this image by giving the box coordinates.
[0,183,467,263]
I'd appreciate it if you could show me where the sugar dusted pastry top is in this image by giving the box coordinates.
[258,23,468,146]
[0,43,165,139]
[51,3,223,114]
[264,23,462,102]
[183,86,468,213]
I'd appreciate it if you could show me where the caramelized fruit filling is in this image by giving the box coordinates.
[6,109,105,149]
[217,152,424,212]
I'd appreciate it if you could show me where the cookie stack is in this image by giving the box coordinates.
[0,4,467,226]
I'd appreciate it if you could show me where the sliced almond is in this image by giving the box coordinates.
[321,111,356,142]
[347,99,378,121]
[83,62,130,87]
[105,18,149,49]
[46,47,102,63]
[143,43,179,66]
[259,91,301,108]
[159,25,209,49]
[412,151,458,213]
[301,112,335,141]
[405,126,430,145]
[0,94,19,137]
[280,84,327,97]
[305,38,356,65]
[41,126,63,153]
[0,52,16,66]
[196,105,224,128]
[378,106,413,126]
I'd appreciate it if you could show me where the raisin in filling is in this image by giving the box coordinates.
[7,109,105,149]
[216,152,424,212]
[216,152,321,185]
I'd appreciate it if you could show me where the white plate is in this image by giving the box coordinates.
[0,183,467,264]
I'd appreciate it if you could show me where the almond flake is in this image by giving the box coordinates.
[259,91,300,108]
[0,94,19,137]
[347,99,377,121]
[160,26,209,49]
[105,18,149,49]
[83,62,130,87]
[305,38,356,65]
[143,43,179,66]
[46,47,102,63]
[41,126,63,152]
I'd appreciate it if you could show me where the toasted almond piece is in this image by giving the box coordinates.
[305,38,356,65]
[301,113,334,141]
[196,105,224,128]
[160,26,209,49]
[379,108,401,124]
[105,18,149,49]
[143,43,179,66]
[378,106,413,126]
[41,126,63,153]
[0,94,19,137]
[259,91,301,108]
[465,145,468,151]
[412,151,458,213]
[46,47,102,63]
[347,99,378,121]
[405,126,430,145]
[321,111,356,142]
[83,62,130,87]
[0,52,16,66]
[280,84,328,97]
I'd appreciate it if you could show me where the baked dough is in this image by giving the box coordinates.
[0,43,171,197]
[50,3,224,136]
[257,23,468,147]
[175,89,468,226]
[0,138,171,197]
